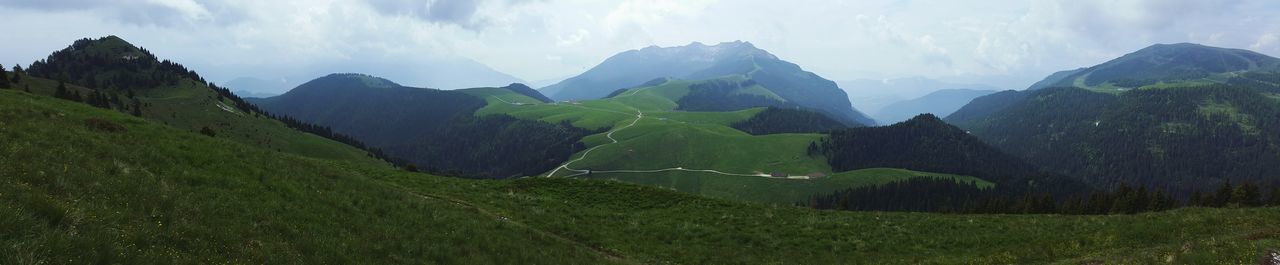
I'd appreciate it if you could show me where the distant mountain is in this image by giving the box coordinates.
[945,43,1280,194]
[943,90,1027,125]
[1030,43,1280,90]
[1026,68,1085,90]
[873,88,996,124]
[232,90,279,98]
[403,58,527,89]
[224,77,290,96]
[838,77,1000,115]
[254,74,588,178]
[252,73,484,147]
[543,41,874,126]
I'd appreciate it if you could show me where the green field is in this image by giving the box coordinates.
[2,88,1278,264]
[460,78,992,203]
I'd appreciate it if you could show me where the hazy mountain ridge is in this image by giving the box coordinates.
[873,88,996,124]
[838,77,1001,115]
[543,41,875,126]
[1033,43,1280,90]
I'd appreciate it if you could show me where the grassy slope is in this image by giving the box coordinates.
[2,89,1277,263]
[463,81,980,204]
[14,73,375,163]
[0,89,606,264]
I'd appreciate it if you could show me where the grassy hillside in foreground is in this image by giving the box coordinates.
[2,89,1279,263]
[0,89,606,264]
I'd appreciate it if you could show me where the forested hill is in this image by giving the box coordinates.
[953,84,1280,195]
[254,74,597,178]
[729,107,847,135]
[816,114,1083,194]
[253,73,485,147]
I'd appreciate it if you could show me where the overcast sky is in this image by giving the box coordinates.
[2,0,1278,89]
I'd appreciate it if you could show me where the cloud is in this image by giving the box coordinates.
[1,0,1278,90]
[362,0,540,30]
[0,0,218,26]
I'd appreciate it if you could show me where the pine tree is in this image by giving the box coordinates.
[1213,181,1234,207]
[1149,189,1174,211]
[54,81,69,99]
[1234,182,1262,207]
[1189,190,1204,207]
[131,98,143,117]
[0,63,9,88]
[12,64,22,83]
[1268,187,1280,206]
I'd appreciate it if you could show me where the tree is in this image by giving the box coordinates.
[0,63,9,88]
[54,81,69,99]
[1149,189,1175,211]
[1233,182,1262,207]
[1268,187,1280,206]
[1212,181,1234,207]
[131,98,143,117]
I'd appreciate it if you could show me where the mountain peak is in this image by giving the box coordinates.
[1030,42,1280,89]
[314,73,401,88]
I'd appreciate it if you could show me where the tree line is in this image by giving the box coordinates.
[730,107,847,135]
[805,177,1279,215]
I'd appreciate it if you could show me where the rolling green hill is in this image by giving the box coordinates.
[4,88,1280,263]
[257,71,1072,205]
[465,77,995,203]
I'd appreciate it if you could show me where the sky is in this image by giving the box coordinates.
[1,0,1278,90]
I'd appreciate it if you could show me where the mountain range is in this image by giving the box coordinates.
[837,77,1000,115]
[3,35,1280,263]
[873,88,996,124]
